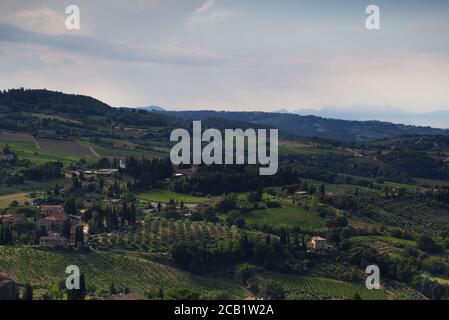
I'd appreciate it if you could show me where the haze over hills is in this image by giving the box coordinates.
[160,110,449,142]
[134,106,166,112]
[1,89,449,142]
[277,105,449,129]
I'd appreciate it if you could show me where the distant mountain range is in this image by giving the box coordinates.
[136,106,166,112]
[161,110,449,142]
[1,89,448,142]
[120,105,166,112]
[275,105,449,129]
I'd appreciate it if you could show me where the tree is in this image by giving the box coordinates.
[64,197,77,215]
[418,235,443,254]
[201,206,218,223]
[61,221,71,239]
[74,226,84,249]
[53,184,60,196]
[165,287,200,300]
[260,280,285,300]
[22,283,33,300]
[68,274,86,300]
[235,264,256,286]
[109,281,117,295]
[353,292,362,300]
[319,184,326,197]
[218,194,237,212]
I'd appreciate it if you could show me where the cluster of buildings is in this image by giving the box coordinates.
[0,214,27,224]
[418,187,449,197]
[37,205,88,249]
[0,205,87,249]
[71,160,127,177]
[36,205,68,232]
[73,168,119,176]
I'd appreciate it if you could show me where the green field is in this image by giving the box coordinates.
[0,178,70,196]
[351,235,417,248]
[260,273,388,300]
[279,141,351,157]
[82,139,167,159]
[0,132,91,164]
[35,138,96,159]
[137,189,215,204]
[246,203,325,230]
[0,192,32,208]
[0,246,245,298]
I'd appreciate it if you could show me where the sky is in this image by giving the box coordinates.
[1,0,449,113]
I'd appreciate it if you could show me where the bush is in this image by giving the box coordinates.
[165,287,201,300]
[417,235,443,254]
[259,280,285,300]
[235,264,256,286]
[266,201,281,208]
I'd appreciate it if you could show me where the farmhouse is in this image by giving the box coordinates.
[37,214,68,231]
[0,273,19,300]
[0,153,15,162]
[175,165,197,177]
[95,169,119,176]
[418,188,433,197]
[39,232,68,249]
[326,192,345,198]
[41,205,65,216]
[119,159,127,169]
[37,205,69,231]
[0,214,27,224]
[308,236,327,251]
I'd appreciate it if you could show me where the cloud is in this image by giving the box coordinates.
[4,8,84,36]
[187,0,232,26]
[0,23,227,66]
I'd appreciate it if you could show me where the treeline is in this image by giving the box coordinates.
[169,232,306,275]
[22,162,63,181]
[81,201,137,234]
[283,150,449,184]
[344,241,449,299]
[171,164,299,195]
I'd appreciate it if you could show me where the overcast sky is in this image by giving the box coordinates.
[1,0,449,112]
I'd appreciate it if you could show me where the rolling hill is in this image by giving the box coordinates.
[159,110,449,141]
[1,89,448,143]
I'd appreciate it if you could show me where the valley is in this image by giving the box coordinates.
[1,89,449,301]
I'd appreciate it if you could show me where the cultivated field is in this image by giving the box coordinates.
[137,189,215,204]
[35,139,97,159]
[259,273,388,300]
[246,203,325,230]
[0,132,35,143]
[92,218,245,253]
[82,139,166,159]
[0,246,245,298]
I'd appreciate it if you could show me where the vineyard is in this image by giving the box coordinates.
[92,218,252,253]
[385,281,428,300]
[367,195,449,233]
[0,246,245,298]
[259,274,389,300]
[351,236,417,255]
